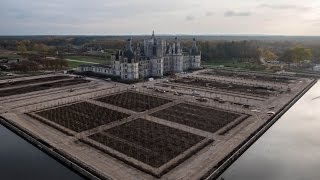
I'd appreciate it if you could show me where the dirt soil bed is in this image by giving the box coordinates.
[35,101,130,132]
[151,103,242,133]
[201,69,294,83]
[171,77,278,96]
[88,119,205,167]
[0,79,89,97]
[96,91,172,112]
[0,75,70,88]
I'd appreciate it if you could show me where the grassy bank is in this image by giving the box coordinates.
[66,60,97,68]
[202,60,265,71]
[65,55,110,64]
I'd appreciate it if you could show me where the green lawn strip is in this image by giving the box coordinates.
[67,60,97,68]
[65,55,110,64]
[203,60,265,71]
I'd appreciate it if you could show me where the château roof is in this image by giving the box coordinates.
[124,38,135,62]
[190,38,200,55]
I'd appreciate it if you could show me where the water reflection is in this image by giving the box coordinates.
[0,124,84,180]
[219,81,320,180]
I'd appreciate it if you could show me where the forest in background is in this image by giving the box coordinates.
[0,35,319,71]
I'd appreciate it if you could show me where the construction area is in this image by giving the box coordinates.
[0,68,315,180]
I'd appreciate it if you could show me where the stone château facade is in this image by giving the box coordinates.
[77,32,201,80]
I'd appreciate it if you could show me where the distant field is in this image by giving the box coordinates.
[65,55,110,64]
[202,60,265,71]
[64,55,111,68]
[66,60,95,68]
[202,61,247,67]
[0,49,22,59]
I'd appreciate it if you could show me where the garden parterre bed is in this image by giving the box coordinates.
[88,119,206,168]
[95,91,172,112]
[151,103,242,133]
[35,101,130,132]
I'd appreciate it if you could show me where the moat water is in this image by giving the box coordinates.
[219,80,320,180]
[0,124,83,180]
[0,81,319,180]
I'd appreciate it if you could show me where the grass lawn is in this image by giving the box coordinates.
[0,50,22,59]
[202,60,265,71]
[67,60,97,68]
[65,55,110,64]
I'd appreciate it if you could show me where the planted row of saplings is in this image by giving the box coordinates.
[89,119,204,168]
[202,70,292,83]
[151,103,239,133]
[36,101,129,132]
[0,75,69,89]
[96,91,171,112]
[173,78,277,96]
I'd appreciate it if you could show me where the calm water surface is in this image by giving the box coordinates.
[219,81,320,180]
[0,124,84,180]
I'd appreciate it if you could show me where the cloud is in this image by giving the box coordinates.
[310,19,320,26]
[15,13,28,20]
[205,12,214,17]
[259,4,311,11]
[0,0,319,35]
[186,15,195,21]
[224,11,251,17]
[313,23,320,27]
[0,0,193,24]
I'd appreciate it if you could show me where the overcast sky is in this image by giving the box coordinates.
[1,0,320,35]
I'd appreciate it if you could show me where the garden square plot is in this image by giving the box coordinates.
[151,103,242,133]
[95,91,172,112]
[201,69,294,83]
[171,77,277,96]
[0,75,70,89]
[0,79,89,97]
[35,102,130,132]
[88,119,205,168]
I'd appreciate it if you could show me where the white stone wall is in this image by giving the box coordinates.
[139,60,151,78]
[163,56,173,73]
[150,58,164,77]
[121,62,139,80]
[172,55,184,73]
[112,60,121,76]
[191,55,201,69]
[76,66,113,76]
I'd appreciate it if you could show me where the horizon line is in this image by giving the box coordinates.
[1,34,320,37]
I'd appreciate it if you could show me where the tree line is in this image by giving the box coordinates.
[181,40,315,65]
[196,41,261,61]
[1,37,318,67]
[8,40,68,72]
